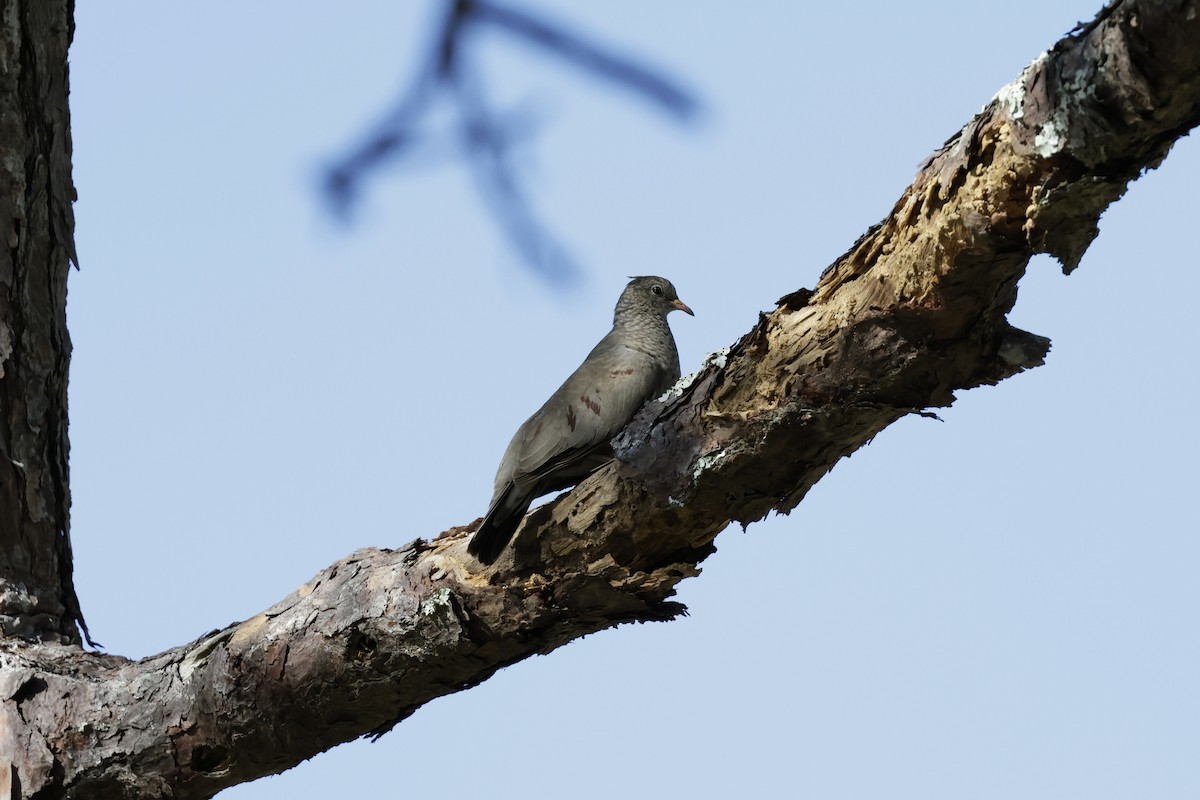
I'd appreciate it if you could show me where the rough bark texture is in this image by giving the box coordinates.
[2,0,1199,798]
[0,0,84,649]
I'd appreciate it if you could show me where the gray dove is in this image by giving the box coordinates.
[468,276,693,565]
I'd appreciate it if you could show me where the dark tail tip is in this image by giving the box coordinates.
[467,511,524,565]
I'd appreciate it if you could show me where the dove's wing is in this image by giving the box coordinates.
[507,343,666,491]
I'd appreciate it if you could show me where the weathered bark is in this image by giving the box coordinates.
[0,0,85,649]
[2,0,1198,798]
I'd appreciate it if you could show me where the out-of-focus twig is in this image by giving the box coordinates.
[473,2,699,121]
[322,0,701,285]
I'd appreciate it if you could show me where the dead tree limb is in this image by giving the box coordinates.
[2,1,1198,798]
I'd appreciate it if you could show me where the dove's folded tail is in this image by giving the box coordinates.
[468,486,530,565]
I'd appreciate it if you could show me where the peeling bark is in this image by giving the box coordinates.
[2,0,1199,798]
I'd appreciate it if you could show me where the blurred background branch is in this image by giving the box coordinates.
[321,0,701,285]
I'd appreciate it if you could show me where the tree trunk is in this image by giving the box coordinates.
[2,0,1199,798]
[0,0,86,649]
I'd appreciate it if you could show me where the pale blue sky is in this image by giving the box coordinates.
[66,2,1199,798]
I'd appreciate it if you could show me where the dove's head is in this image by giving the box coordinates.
[615,276,694,324]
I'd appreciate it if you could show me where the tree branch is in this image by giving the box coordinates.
[4,0,1198,797]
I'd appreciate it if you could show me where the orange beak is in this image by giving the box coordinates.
[672,298,695,316]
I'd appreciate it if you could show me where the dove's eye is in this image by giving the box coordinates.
[651,284,664,296]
